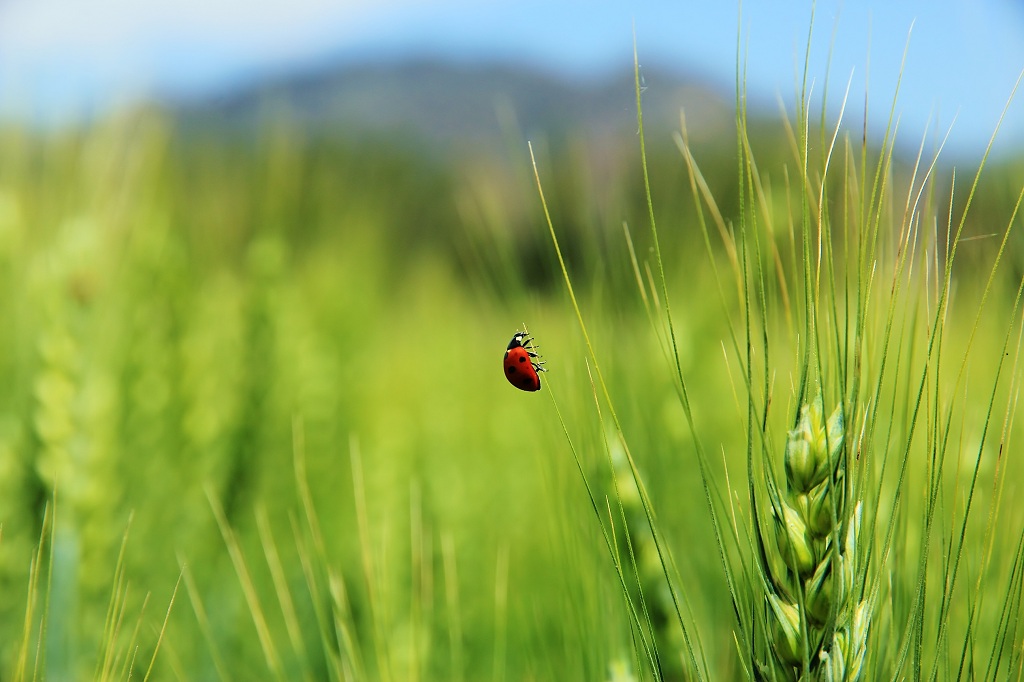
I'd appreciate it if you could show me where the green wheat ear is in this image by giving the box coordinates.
[760,395,870,681]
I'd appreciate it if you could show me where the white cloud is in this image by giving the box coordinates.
[0,0,375,52]
[0,0,429,116]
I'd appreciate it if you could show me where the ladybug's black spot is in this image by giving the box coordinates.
[518,356,527,363]
[507,366,516,375]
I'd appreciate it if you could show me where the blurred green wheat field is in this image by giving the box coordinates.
[1,67,1024,681]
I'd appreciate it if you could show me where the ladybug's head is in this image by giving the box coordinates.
[507,332,528,351]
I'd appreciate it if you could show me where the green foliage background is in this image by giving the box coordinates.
[0,77,1023,680]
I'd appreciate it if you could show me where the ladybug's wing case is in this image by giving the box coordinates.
[504,347,541,391]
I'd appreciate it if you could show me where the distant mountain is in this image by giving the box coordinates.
[175,58,735,153]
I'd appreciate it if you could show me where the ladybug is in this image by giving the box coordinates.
[503,329,545,392]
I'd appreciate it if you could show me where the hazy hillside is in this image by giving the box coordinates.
[175,58,736,152]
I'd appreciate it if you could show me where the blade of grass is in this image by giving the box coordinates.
[179,558,232,682]
[207,487,285,680]
[292,417,362,681]
[15,501,53,682]
[255,505,313,681]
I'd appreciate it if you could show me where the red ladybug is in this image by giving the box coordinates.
[503,329,545,392]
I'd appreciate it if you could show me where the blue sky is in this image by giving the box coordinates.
[1,0,1022,160]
